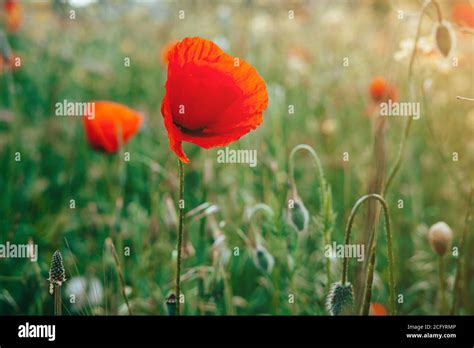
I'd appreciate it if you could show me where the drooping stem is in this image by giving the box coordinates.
[385,0,442,194]
[439,256,446,314]
[54,285,61,316]
[341,194,395,315]
[289,144,333,287]
[175,160,185,315]
[289,144,326,193]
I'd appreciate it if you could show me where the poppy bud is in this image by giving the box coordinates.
[253,245,274,273]
[286,185,309,233]
[428,222,453,256]
[48,250,66,288]
[326,282,354,316]
[434,21,455,57]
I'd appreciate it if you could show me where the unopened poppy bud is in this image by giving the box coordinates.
[434,21,455,57]
[48,250,66,288]
[253,245,274,273]
[326,282,354,316]
[286,186,309,233]
[428,221,453,256]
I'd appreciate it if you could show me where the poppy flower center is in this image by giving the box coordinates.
[167,64,243,133]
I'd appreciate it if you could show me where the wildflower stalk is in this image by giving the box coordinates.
[451,187,473,314]
[54,284,61,316]
[175,160,185,315]
[438,255,446,314]
[48,250,66,316]
[106,238,132,315]
[456,96,474,102]
[289,144,334,287]
[385,0,442,194]
[341,194,395,315]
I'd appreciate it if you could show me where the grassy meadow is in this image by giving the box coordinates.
[0,0,473,316]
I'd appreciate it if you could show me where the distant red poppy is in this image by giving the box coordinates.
[4,0,22,32]
[83,101,142,153]
[452,3,474,28]
[161,37,268,163]
[369,77,397,103]
[370,302,388,316]
[0,52,19,71]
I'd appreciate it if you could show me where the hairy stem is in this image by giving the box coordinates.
[341,194,395,315]
[289,144,332,287]
[289,144,326,193]
[385,0,442,194]
[439,256,446,314]
[175,160,185,315]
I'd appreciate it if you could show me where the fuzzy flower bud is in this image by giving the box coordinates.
[428,221,453,256]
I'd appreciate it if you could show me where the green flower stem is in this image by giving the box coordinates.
[451,187,473,314]
[289,144,326,194]
[289,144,332,286]
[175,160,185,315]
[385,0,442,194]
[439,255,446,314]
[54,284,61,316]
[108,238,132,315]
[341,194,395,315]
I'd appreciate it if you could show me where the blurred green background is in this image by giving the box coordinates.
[0,0,473,315]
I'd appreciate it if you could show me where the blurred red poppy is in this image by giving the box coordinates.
[369,77,397,103]
[161,37,268,163]
[83,101,142,153]
[0,52,19,71]
[4,0,22,33]
[452,3,474,28]
[369,302,388,316]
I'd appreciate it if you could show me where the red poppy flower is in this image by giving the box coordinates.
[82,101,142,153]
[160,40,178,66]
[369,302,388,316]
[452,3,474,28]
[4,0,22,33]
[161,37,268,163]
[369,77,397,103]
[0,52,19,72]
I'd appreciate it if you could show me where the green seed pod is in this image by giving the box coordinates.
[428,221,453,256]
[166,293,177,316]
[48,250,66,286]
[326,282,354,316]
[434,21,455,57]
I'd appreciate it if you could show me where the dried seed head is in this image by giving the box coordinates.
[428,221,453,256]
[48,250,66,286]
[166,293,177,316]
[326,282,354,316]
[286,185,309,233]
[434,21,455,57]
